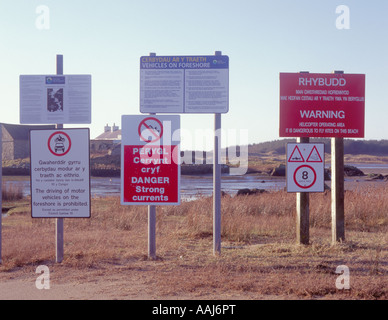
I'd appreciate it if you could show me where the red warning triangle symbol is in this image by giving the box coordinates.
[306,146,323,162]
[288,145,305,162]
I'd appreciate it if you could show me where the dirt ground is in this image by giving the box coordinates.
[0,260,287,300]
[0,167,387,301]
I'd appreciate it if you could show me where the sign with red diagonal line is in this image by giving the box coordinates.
[138,117,163,143]
[121,115,180,205]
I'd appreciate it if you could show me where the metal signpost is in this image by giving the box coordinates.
[121,114,181,259]
[213,112,222,254]
[286,143,325,193]
[120,115,181,206]
[280,71,365,245]
[331,71,346,243]
[19,54,92,263]
[56,54,64,263]
[138,51,229,256]
[0,129,2,264]
[287,141,325,245]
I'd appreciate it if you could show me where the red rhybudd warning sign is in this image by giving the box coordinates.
[279,72,365,138]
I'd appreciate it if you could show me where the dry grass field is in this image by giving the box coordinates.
[0,175,387,300]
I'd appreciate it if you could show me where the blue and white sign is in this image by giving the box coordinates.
[140,55,229,114]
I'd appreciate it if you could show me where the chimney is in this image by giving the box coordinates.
[112,123,119,132]
[104,124,111,133]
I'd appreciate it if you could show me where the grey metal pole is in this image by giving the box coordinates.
[0,128,2,264]
[213,50,223,255]
[147,53,157,260]
[296,137,310,245]
[56,54,64,263]
[331,70,345,244]
[213,113,222,255]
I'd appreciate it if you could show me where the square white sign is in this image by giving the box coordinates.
[286,143,325,193]
[30,128,90,218]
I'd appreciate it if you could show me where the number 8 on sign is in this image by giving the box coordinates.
[293,165,317,189]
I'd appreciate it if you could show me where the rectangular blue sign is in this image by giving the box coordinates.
[140,55,229,113]
[45,76,66,85]
[140,55,229,70]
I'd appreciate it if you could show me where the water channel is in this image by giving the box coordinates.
[3,174,286,201]
[3,163,387,203]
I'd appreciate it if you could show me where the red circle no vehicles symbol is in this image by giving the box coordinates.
[293,165,316,189]
[138,117,163,143]
[48,131,72,156]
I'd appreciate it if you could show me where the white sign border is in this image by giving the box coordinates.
[20,74,92,125]
[30,128,91,218]
[120,115,181,206]
[286,143,325,193]
[139,55,229,114]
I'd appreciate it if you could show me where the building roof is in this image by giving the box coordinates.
[95,129,122,140]
[1,123,56,140]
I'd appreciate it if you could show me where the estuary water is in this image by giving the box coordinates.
[3,174,286,201]
[4,163,387,201]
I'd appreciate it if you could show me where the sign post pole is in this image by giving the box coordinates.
[331,137,345,243]
[213,112,222,255]
[331,70,345,244]
[138,51,228,256]
[213,51,222,255]
[0,129,2,264]
[55,54,64,263]
[296,71,310,245]
[296,137,310,245]
[148,52,157,260]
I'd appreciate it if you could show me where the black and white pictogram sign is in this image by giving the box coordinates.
[287,143,325,193]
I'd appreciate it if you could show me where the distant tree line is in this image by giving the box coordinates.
[247,139,388,156]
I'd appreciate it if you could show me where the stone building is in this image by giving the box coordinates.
[90,123,121,154]
[1,123,55,160]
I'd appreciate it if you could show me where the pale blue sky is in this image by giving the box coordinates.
[1,0,387,150]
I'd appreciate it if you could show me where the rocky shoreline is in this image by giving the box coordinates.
[3,158,388,181]
[1,163,230,177]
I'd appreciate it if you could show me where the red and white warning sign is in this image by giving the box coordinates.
[48,131,72,156]
[121,115,180,205]
[30,128,91,218]
[286,143,325,192]
[138,117,163,143]
[279,72,365,138]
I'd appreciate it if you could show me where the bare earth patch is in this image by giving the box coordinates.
[1,165,387,301]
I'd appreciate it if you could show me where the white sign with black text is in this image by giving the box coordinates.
[30,128,91,218]
[140,55,229,114]
[20,75,91,124]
